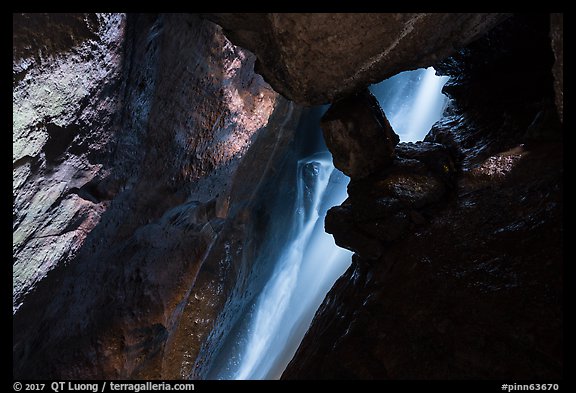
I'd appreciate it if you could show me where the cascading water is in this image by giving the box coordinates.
[204,67,449,380]
[370,66,450,142]
[201,105,352,380]
[232,152,350,380]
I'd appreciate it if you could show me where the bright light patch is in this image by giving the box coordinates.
[369,67,449,142]
[473,145,527,178]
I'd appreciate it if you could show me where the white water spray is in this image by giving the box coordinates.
[370,66,449,142]
[232,152,351,379]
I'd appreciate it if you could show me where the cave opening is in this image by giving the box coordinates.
[202,67,453,380]
[370,67,450,142]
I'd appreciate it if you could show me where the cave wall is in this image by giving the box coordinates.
[13,13,126,316]
[13,12,562,380]
[550,13,563,123]
[282,14,562,379]
[13,13,301,379]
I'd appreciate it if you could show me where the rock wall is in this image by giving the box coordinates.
[282,14,562,379]
[13,13,301,379]
[13,13,126,316]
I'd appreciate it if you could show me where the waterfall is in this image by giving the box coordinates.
[233,152,351,380]
[205,67,449,380]
[370,66,449,142]
[207,145,352,380]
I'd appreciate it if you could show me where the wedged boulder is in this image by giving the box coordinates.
[320,89,399,179]
[204,13,509,105]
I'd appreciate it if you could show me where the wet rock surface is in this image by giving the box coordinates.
[203,13,508,105]
[284,14,562,379]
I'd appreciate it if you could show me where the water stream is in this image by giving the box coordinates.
[370,66,449,142]
[206,67,449,379]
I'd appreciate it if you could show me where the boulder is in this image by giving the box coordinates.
[321,89,399,178]
[204,13,509,105]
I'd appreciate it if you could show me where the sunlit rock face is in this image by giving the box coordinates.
[13,13,126,315]
[283,14,562,379]
[203,13,508,105]
[13,13,297,379]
